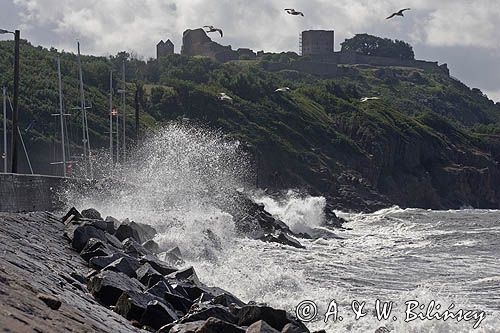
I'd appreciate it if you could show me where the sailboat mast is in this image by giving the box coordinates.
[121,60,126,161]
[77,42,87,175]
[109,70,113,164]
[57,57,67,177]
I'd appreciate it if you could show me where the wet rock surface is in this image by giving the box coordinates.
[0,207,312,332]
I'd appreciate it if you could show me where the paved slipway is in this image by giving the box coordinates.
[0,212,142,333]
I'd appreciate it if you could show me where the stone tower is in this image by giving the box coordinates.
[301,30,334,56]
[157,39,174,59]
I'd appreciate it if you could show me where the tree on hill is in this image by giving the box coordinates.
[341,33,415,60]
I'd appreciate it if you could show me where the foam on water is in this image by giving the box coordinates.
[64,123,500,332]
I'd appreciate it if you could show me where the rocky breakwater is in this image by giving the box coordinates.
[61,206,327,333]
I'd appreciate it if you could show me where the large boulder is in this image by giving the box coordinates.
[115,290,171,323]
[140,300,179,330]
[87,271,143,306]
[260,232,305,249]
[80,238,114,262]
[136,263,164,287]
[140,254,177,275]
[65,223,107,252]
[81,208,103,220]
[122,238,151,258]
[246,320,280,333]
[179,304,237,324]
[102,257,141,278]
[89,253,137,271]
[197,317,245,333]
[115,220,157,243]
[237,306,292,331]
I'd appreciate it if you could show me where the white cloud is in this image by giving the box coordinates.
[5,0,500,96]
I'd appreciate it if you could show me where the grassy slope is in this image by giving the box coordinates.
[1,40,500,209]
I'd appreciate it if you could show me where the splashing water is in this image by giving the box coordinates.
[63,123,500,332]
[62,123,253,259]
[253,190,326,234]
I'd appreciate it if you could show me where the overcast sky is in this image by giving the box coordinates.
[1,0,499,101]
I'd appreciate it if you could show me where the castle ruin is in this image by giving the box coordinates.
[157,39,174,59]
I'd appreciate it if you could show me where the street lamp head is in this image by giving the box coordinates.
[0,29,14,34]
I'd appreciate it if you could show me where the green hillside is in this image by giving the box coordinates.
[1,39,500,211]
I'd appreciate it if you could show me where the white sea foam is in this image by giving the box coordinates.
[63,123,500,332]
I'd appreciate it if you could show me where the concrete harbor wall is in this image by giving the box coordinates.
[0,173,67,212]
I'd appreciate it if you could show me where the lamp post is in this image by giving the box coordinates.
[0,29,20,173]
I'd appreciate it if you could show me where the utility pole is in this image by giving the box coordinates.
[57,57,67,177]
[11,29,20,173]
[2,86,6,173]
[109,70,113,164]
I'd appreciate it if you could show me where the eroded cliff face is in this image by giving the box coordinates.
[332,115,500,210]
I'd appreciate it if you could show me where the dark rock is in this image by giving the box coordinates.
[140,300,179,330]
[37,293,62,310]
[80,238,113,262]
[115,290,164,322]
[159,320,205,333]
[146,280,175,298]
[115,221,141,242]
[87,271,143,306]
[105,216,120,234]
[197,317,245,333]
[122,238,151,257]
[180,304,237,324]
[260,232,305,249]
[158,246,185,265]
[62,207,82,224]
[89,253,133,271]
[142,240,160,254]
[212,293,246,307]
[81,208,103,220]
[246,320,280,333]
[102,257,140,278]
[282,323,309,333]
[140,254,177,275]
[82,218,108,232]
[105,233,123,249]
[167,266,200,284]
[65,223,107,252]
[136,263,163,287]
[238,306,291,331]
[164,291,194,314]
[115,220,157,243]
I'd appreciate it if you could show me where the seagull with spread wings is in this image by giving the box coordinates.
[203,25,223,37]
[285,8,304,16]
[274,87,291,93]
[386,8,411,19]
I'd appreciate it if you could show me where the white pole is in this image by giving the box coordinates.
[109,70,113,165]
[121,60,126,161]
[57,57,67,177]
[2,86,7,173]
[77,42,87,176]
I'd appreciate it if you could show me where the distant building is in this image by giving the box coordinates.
[157,39,174,58]
[301,30,334,56]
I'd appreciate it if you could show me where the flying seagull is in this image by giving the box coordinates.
[218,93,233,102]
[360,97,381,102]
[386,8,411,19]
[274,87,291,92]
[203,25,223,37]
[285,8,304,16]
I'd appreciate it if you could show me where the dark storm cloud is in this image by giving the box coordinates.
[2,0,499,101]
